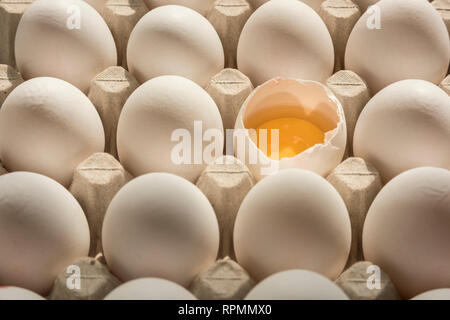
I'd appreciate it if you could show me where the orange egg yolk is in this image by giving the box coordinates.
[255,117,325,160]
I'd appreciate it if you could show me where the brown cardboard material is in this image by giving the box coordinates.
[432,0,450,33]
[189,257,255,300]
[205,68,253,134]
[326,70,370,157]
[88,66,140,158]
[48,256,121,300]
[207,0,252,68]
[69,152,132,257]
[319,0,361,72]
[335,261,401,300]
[196,155,255,259]
[327,157,382,268]
[440,74,450,95]
[102,0,148,69]
[0,0,34,68]
[0,64,23,106]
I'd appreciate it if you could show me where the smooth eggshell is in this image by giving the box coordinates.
[143,0,215,16]
[104,278,197,300]
[234,78,346,181]
[411,289,450,300]
[0,172,90,294]
[345,0,450,93]
[0,77,105,187]
[353,79,450,183]
[363,167,450,299]
[0,287,45,300]
[117,75,224,182]
[237,0,334,86]
[245,270,349,300]
[127,5,224,87]
[102,173,220,287]
[234,169,351,281]
[15,0,117,93]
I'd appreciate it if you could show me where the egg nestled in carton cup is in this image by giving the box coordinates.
[233,77,346,181]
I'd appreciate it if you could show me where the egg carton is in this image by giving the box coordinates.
[0,0,449,300]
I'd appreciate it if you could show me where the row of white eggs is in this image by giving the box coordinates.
[0,74,448,188]
[15,0,449,94]
[0,166,449,299]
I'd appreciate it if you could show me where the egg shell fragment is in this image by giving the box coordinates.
[234,77,346,181]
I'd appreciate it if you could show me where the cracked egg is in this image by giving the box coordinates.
[234,77,346,181]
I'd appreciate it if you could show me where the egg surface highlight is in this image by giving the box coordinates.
[0,172,90,294]
[117,75,224,182]
[245,270,349,300]
[234,169,351,281]
[237,0,334,86]
[143,0,215,16]
[363,167,450,299]
[0,287,45,300]
[0,77,105,187]
[127,5,224,87]
[104,278,197,300]
[353,79,450,183]
[345,0,450,93]
[411,289,450,300]
[15,0,117,93]
[234,78,346,181]
[102,173,220,287]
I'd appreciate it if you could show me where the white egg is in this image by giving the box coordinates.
[0,77,105,187]
[0,172,90,294]
[15,0,117,93]
[345,0,450,93]
[234,169,351,281]
[363,167,450,299]
[117,75,224,182]
[104,278,197,300]
[127,5,224,87]
[245,270,349,300]
[237,0,334,86]
[234,78,346,181]
[0,287,45,300]
[411,289,450,300]
[102,173,220,287]
[353,79,450,183]
[143,0,215,16]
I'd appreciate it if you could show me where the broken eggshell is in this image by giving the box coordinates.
[234,77,346,181]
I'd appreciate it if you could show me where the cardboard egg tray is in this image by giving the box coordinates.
[0,0,449,300]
